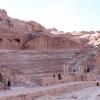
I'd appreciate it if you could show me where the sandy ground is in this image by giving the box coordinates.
[35,86,100,100]
[0,82,85,98]
[0,82,99,100]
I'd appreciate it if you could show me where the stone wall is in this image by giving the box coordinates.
[0,9,99,88]
[0,28,25,49]
[0,49,76,86]
[0,28,79,50]
[0,9,80,50]
[0,49,97,86]
[26,35,79,50]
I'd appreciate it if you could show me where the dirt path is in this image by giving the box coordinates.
[36,86,100,100]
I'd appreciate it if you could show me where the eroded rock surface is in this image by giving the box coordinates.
[0,9,99,88]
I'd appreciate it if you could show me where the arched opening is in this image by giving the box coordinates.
[53,74,55,77]
[84,68,90,73]
[74,70,76,72]
[58,74,62,80]
[14,39,20,43]
[75,52,78,55]
[96,82,99,86]
[87,68,90,73]
[7,80,11,89]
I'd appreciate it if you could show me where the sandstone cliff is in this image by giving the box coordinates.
[0,9,46,33]
[0,9,99,86]
[0,9,81,50]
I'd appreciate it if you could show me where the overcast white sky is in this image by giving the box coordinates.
[0,0,100,32]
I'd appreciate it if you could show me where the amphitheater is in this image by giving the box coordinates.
[0,9,100,100]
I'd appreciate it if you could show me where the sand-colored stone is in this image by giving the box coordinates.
[0,9,99,90]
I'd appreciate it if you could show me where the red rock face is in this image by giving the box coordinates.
[0,9,80,50]
[0,9,99,86]
[0,28,79,50]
